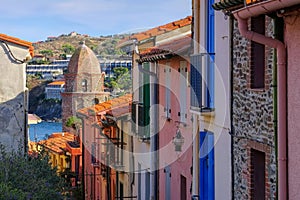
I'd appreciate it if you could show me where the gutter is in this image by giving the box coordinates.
[232,0,300,199]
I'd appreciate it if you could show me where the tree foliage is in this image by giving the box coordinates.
[39,49,53,57]
[66,116,82,129]
[62,43,75,55]
[0,145,67,199]
[105,67,131,94]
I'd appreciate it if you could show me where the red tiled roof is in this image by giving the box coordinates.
[38,132,77,154]
[138,34,192,62]
[0,33,34,57]
[120,16,192,43]
[77,94,132,117]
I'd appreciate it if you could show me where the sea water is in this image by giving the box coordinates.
[29,121,62,142]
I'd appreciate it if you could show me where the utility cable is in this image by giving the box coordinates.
[0,40,25,64]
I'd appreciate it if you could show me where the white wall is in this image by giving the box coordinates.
[197,2,232,200]
[0,42,30,152]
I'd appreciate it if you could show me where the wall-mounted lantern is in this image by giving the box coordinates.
[173,128,184,152]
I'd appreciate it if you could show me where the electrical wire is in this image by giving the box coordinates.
[0,40,25,64]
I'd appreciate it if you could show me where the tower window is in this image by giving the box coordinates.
[82,79,88,92]
[94,98,99,105]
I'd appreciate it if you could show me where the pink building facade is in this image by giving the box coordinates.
[138,35,193,200]
[285,6,300,199]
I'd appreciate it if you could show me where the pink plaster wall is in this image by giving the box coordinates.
[158,57,193,200]
[286,15,300,199]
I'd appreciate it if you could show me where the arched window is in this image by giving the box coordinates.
[82,79,87,92]
[94,98,99,105]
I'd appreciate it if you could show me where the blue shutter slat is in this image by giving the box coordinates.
[190,54,202,109]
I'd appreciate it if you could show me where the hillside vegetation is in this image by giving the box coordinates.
[33,32,129,59]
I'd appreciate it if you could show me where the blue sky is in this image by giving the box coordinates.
[0,0,192,42]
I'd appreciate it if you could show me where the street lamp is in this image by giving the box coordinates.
[173,128,184,152]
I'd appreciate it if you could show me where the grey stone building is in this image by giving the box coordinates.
[231,15,277,200]
[212,2,280,199]
[0,34,34,152]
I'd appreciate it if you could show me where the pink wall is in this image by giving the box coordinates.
[286,15,300,199]
[158,57,193,200]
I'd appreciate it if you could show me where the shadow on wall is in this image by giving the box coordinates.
[0,92,27,152]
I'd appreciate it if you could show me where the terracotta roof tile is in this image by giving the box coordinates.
[77,94,132,118]
[212,0,244,11]
[38,132,76,154]
[119,16,192,44]
[0,33,34,57]
[139,34,192,62]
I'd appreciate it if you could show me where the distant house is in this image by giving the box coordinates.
[99,56,132,78]
[69,32,79,37]
[77,94,132,200]
[36,132,82,186]
[0,33,34,152]
[45,80,65,100]
[46,36,57,42]
[26,59,69,78]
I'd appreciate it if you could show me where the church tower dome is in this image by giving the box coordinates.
[67,41,101,75]
[62,42,108,131]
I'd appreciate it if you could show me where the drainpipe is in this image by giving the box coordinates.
[231,0,300,199]
[192,0,200,198]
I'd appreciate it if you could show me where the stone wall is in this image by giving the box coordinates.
[232,17,277,199]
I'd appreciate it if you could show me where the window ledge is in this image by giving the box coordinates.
[190,107,215,117]
[200,110,215,117]
[138,137,150,143]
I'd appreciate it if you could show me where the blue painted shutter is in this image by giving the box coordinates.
[207,0,215,109]
[190,54,202,109]
[199,131,215,200]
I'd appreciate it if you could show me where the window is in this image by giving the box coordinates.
[250,15,265,89]
[145,171,150,199]
[190,53,215,111]
[131,101,137,133]
[94,98,99,105]
[119,182,124,199]
[190,0,215,112]
[91,142,97,164]
[82,79,87,92]
[251,149,265,199]
[137,62,150,139]
[190,54,202,109]
[180,175,187,200]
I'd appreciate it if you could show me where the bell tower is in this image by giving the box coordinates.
[62,41,108,131]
